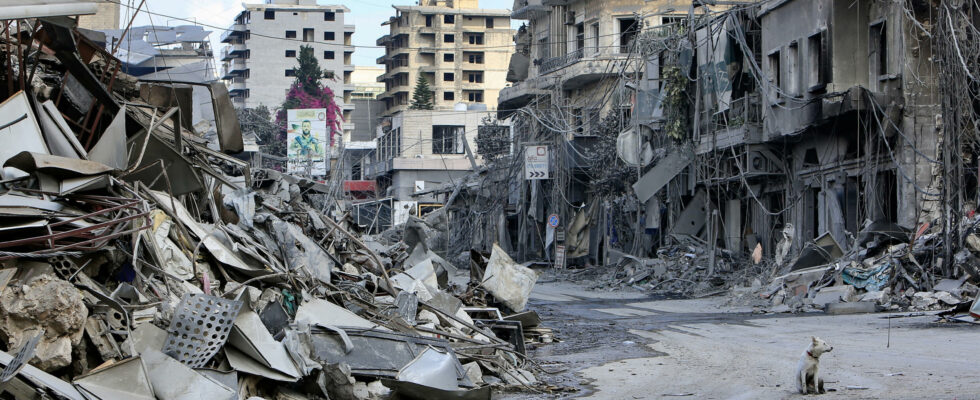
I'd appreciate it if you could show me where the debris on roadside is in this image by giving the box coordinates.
[0,16,553,399]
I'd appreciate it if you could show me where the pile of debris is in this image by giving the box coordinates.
[580,245,762,297]
[752,221,980,320]
[0,17,549,399]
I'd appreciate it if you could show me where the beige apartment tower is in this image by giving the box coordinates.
[376,0,514,116]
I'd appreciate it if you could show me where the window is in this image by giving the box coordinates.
[468,33,484,45]
[444,34,455,43]
[324,51,335,59]
[303,28,314,42]
[443,72,454,81]
[285,30,296,39]
[443,91,454,101]
[432,125,464,154]
[486,17,494,28]
[324,31,335,41]
[444,15,455,24]
[467,72,483,83]
[466,53,483,64]
[264,10,275,20]
[244,50,251,59]
[466,91,483,102]
[444,53,454,62]
[575,23,585,52]
[590,23,599,53]
[325,71,336,79]
[618,18,639,53]
[285,50,296,57]
[768,51,781,99]
[426,15,433,27]
[324,11,335,21]
[870,21,888,76]
[285,69,295,77]
[808,31,829,90]
[788,41,799,96]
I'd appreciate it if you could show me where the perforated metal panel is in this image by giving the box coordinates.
[0,329,44,382]
[162,294,242,368]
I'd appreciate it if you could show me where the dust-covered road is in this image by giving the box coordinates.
[510,279,980,399]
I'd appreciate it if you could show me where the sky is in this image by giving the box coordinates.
[122,0,519,68]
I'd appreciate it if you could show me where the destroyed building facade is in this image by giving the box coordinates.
[489,0,955,271]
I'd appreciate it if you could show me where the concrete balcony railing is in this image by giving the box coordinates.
[220,24,245,43]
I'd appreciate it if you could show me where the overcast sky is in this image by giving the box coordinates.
[122,0,518,67]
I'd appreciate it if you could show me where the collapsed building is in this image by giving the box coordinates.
[0,5,551,399]
[490,0,978,299]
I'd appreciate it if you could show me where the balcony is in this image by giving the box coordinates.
[538,48,584,75]
[220,24,245,43]
[376,34,391,46]
[221,59,247,79]
[511,0,548,20]
[344,64,356,72]
[343,45,355,54]
[227,77,247,93]
[497,79,549,118]
[376,54,389,64]
[220,43,246,61]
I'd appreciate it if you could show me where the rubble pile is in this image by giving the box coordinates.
[581,245,761,296]
[752,221,980,320]
[0,19,550,399]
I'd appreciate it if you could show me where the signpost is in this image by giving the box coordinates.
[524,145,549,180]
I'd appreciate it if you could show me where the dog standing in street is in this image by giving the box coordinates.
[796,336,833,394]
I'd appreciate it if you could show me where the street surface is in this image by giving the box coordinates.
[511,277,980,399]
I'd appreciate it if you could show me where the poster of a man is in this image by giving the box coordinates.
[286,108,328,176]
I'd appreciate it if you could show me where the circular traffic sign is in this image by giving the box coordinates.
[548,214,559,228]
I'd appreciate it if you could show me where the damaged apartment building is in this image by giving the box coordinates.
[496,0,950,267]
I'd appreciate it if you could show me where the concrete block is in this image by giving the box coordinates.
[824,301,877,315]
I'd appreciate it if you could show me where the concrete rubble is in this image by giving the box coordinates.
[0,15,554,400]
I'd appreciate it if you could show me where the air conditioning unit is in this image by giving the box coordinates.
[565,11,575,25]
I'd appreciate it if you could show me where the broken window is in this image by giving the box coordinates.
[444,91,454,101]
[303,28,314,42]
[285,50,296,57]
[324,11,335,21]
[467,72,483,83]
[432,125,464,154]
[264,10,275,20]
[619,18,639,53]
[444,34,455,43]
[444,53,454,62]
[807,31,828,90]
[285,30,296,39]
[444,72,454,81]
[575,23,585,52]
[486,17,494,28]
[768,50,781,99]
[788,41,799,96]
[425,15,433,27]
[324,31,335,41]
[468,34,484,45]
[285,69,295,77]
[590,23,599,54]
[870,21,888,76]
[444,14,455,24]
[324,51,335,59]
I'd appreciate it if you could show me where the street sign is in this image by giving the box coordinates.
[524,145,549,180]
[548,214,559,228]
[555,245,566,268]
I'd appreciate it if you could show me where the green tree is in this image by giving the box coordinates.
[409,74,434,110]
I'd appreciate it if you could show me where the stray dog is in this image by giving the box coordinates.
[796,336,833,394]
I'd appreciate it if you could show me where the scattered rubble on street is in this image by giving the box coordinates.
[0,15,555,400]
